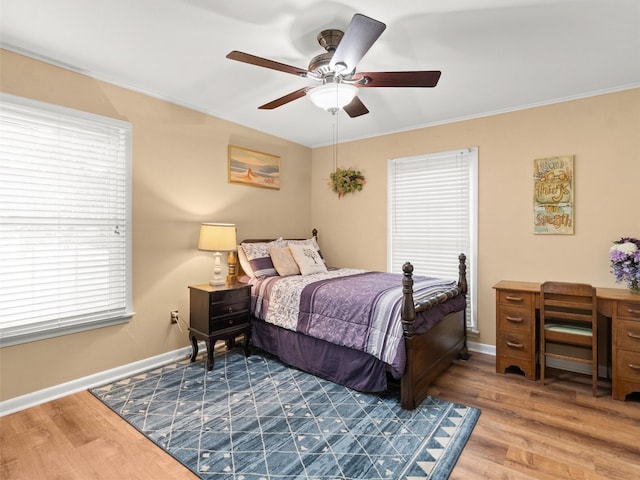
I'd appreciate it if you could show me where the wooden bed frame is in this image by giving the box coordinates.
[241,229,469,410]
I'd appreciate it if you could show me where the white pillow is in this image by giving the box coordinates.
[289,244,328,275]
[287,237,325,263]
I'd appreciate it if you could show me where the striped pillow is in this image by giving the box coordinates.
[240,238,286,278]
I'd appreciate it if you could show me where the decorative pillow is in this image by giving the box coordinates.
[289,243,328,275]
[269,246,300,276]
[237,245,252,278]
[240,238,286,278]
[287,237,325,263]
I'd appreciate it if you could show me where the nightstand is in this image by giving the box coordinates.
[188,282,252,370]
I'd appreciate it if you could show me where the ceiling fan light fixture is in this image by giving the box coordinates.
[307,83,358,113]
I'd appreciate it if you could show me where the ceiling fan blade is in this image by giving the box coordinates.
[329,14,386,73]
[352,71,441,88]
[226,51,308,77]
[343,96,369,118]
[258,87,310,110]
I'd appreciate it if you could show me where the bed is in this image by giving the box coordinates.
[238,230,469,410]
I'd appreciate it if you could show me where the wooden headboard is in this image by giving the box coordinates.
[240,228,318,244]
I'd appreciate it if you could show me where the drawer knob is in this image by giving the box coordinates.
[628,307,640,315]
[627,331,640,340]
[628,363,640,370]
[506,316,523,323]
[228,307,234,313]
[506,296,524,302]
[506,340,524,349]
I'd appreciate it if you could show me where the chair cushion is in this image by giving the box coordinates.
[544,323,592,336]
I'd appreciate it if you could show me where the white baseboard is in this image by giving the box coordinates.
[0,339,500,417]
[0,344,203,417]
[467,340,495,356]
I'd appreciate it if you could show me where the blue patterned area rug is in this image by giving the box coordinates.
[90,351,479,480]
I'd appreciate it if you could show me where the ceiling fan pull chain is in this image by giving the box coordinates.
[333,110,340,171]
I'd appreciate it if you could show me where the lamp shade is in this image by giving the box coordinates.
[198,223,237,252]
[307,83,358,113]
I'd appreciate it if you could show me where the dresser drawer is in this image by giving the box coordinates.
[617,301,640,321]
[497,332,534,360]
[615,349,640,382]
[497,305,534,333]
[616,319,640,352]
[498,290,534,308]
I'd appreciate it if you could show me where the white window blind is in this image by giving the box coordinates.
[388,147,478,331]
[0,94,132,346]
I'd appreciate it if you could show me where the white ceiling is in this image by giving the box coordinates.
[2,0,639,147]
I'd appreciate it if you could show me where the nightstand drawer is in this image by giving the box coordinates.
[210,286,250,304]
[210,312,250,332]
[210,299,250,317]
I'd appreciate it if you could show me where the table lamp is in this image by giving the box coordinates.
[198,223,237,285]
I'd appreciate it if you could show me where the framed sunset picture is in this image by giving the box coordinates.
[228,145,280,190]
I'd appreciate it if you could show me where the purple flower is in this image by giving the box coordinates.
[610,237,640,291]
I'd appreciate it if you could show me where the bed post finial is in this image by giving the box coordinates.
[312,228,318,239]
[458,253,468,295]
[457,253,471,360]
[401,262,416,337]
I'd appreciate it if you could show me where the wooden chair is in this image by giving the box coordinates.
[540,281,598,396]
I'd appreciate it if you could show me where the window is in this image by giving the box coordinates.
[388,147,478,332]
[0,94,132,347]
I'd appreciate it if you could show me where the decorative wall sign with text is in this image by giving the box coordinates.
[533,155,574,234]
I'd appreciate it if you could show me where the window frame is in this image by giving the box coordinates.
[387,147,478,332]
[0,93,133,347]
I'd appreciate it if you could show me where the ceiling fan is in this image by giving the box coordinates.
[226,14,441,118]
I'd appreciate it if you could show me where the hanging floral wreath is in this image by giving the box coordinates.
[328,167,366,198]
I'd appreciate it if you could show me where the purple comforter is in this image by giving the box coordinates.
[250,269,464,377]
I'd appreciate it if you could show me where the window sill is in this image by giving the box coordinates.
[0,313,134,348]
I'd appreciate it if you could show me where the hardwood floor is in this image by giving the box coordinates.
[432,354,640,480]
[1,352,638,479]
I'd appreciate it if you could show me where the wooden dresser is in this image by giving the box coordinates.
[612,299,640,400]
[494,281,538,380]
[494,280,640,401]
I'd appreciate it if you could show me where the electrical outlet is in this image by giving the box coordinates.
[170,310,179,324]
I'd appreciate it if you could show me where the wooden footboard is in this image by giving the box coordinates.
[400,254,469,409]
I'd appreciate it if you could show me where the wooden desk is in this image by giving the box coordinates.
[493,281,640,400]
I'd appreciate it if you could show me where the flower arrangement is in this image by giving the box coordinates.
[609,237,640,293]
[328,167,366,198]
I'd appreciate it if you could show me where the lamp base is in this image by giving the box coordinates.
[226,251,238,285]
[209,252,225,286]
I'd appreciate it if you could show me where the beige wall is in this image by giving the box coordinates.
[0,50,312,401]
[311,88,640,346]
[1,48,638,402]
